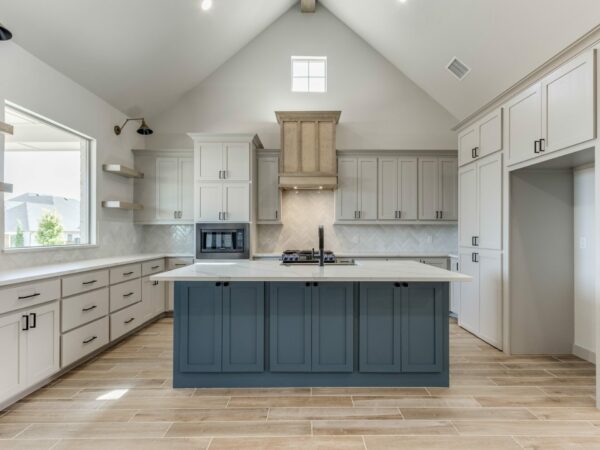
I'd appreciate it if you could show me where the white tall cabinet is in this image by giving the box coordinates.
[256,153,281,223]
[189,134,262,223]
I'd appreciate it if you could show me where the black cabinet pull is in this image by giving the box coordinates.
[539,138,545,152]
[82,305,97,312]
[313,282,318,287]
[83,336,97,344]
[123,292,134,297]
[82,280,97,285]
[439,211,443,219]
[22,315,29,331]
[305,282,310,287]
[472,252,479,263]
[123,271,134,276]
[153,281,159,286]
[471,148,476,158]
[151,265,160,269]
[174,263,186,267]
[18,292,40,300]
[534,139,540,153]
[473,147,479,158]
[223,282,230,287]
[394,282,401,287]
[215,282,221,286]
[402,282,409,288]
[124,318,135,324]
[29,313,37,329]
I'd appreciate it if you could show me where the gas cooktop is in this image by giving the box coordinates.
[280,250,355,265]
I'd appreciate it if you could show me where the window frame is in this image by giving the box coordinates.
[2,102,97,253]
[291,56,327,93]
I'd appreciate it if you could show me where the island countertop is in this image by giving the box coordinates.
[151,259,471,283]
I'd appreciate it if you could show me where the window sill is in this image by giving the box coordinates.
[2,244,99,254]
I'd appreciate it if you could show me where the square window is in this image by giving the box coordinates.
[291,56,327,93]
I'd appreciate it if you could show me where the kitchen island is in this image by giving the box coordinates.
[152,260,470,388]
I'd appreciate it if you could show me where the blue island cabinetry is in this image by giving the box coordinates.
[174,281,448,387]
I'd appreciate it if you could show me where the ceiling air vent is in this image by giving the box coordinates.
[447,57,470,80]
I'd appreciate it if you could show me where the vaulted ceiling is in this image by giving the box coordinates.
[1,0,600,121]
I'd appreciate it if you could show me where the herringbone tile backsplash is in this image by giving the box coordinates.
[258,191,457,254]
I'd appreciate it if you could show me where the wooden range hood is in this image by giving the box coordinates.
[276,111,341,190]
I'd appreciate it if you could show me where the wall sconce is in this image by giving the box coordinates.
[114,118,153,136]
[0,23,12,41]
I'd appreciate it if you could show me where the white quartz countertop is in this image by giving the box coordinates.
[252,253,456,259]
[151,260,471,283]
[0,254,194,287]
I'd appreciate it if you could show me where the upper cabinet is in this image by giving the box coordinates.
[134,151,194,225]
[458,108,503,167]
[378,157,418,221]
[507,49,596,166]
[195,142,252,182]
[336,157,377,221]
[276,111,340,189]
[256,154,281,223]
[418,157,458,221]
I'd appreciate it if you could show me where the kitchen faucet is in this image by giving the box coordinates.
[318,225,324,266]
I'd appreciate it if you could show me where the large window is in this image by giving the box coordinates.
[3,104,93,249]
[291,56,327,93]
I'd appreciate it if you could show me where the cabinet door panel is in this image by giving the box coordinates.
[358,158,377,220]
[179,158,194,221]
[478,108,503,159]
[196,143,223,181]
[459,164,478,248]
[506,83,542,165]
[479,251,502,349]
[450,258,460,315]
[312,283,353,373]
[141,276,156,323]
[336,158,358,220]
[195,183,222,222]
[176,282,222,372]
[398,158,418,220]
[0,312,24,402]
[223,183,250,222]
[378,157,398,220]
[439,158,458,221]
[223,283,264,372]
[224,143,250,181]
[458,127,478,166]
[156,158,179,220]
[401,284,444,373]
[359,283,401,373]
[257,156,280,222]
[25,302,59,384]
[478,154,502,250]
[418,158,439,220]
[542,50,595,153]
[269,283,311,372]
[458,251,480,335]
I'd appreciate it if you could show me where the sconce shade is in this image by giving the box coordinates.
[137,119,153,135]
[0,24,12,41]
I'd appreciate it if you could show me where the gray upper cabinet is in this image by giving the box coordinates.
[336,157,377,221]
[257,155,281,223]
[418,157,457,221]
[378,157,418,221]
[458,108,503,167]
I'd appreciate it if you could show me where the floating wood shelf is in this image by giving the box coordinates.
[0,182,13,193]
[102,164,144,179]
[101,201,143,210]
[0,121,14,135]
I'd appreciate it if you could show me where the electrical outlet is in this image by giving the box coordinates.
[579,237,587,249]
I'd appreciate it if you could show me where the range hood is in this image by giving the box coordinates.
[276,111,341,190]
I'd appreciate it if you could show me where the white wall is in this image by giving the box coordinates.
[146,6,458,151]
[574,165,595,361]
[0,42,145,270]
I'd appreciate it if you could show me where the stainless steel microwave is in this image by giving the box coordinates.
[195,223,250,259]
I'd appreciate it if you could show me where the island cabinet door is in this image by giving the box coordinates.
[176,282,222,373]
[222,282,265,372]
[400,283,445,373]
[269,283,312,372]
[359,283,402,373]
[311,283,353,372]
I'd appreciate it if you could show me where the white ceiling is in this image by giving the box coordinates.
[1,0,600,120]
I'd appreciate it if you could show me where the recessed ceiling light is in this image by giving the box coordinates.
[398,0,408,3]
[201,0,213,11]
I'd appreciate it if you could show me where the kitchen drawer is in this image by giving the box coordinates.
[62,316,109,368]
[142,259,165,276]
[0,279,60,315]
[62,270,109,298]
[110,263,141,285]
[110,279,141,312]
[61,288,109,332]
[110,302,142,341]
[167,257,194,270]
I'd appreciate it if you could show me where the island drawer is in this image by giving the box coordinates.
[62,269,109,298]
[110,279,141,312]
[111,302,142,341]
[0,279,61,315]
[62,287,109,332]
[110,263,141,285]
[142,259,165,276]
[62,316,109,368]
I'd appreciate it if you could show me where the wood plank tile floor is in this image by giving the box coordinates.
[1,317,598,449]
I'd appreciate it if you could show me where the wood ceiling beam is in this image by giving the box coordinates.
[301,0,316,13]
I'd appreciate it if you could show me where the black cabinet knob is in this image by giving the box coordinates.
[394,282,401,287]
[313,282,318,287]
[224,282,230,287]
[215,282,221,286]
[305,282,310,287]
[403,282,409,288]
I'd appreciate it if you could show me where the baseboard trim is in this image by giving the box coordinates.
[572,343,596,364]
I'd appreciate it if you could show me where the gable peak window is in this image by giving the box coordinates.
[291,56,327,93]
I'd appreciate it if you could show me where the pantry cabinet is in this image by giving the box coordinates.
[256,155,281,222]
[378,157,418,221]
[418,157,458,221]
[458,108,503,166]
[336,157,377,221]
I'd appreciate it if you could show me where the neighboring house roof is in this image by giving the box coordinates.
[5,193,80,233]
